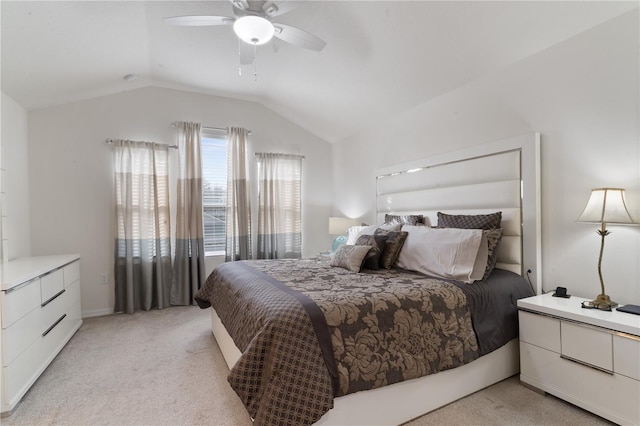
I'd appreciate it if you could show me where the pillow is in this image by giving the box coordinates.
[437,212,502,230]
[482,228,503,280]
[346,223,402,245]
[395,225,484,283]
[384,214,424,226]
[374,229,409,269]
[330,245,372,272]
[355,234,388,270]
[469,231,489,282]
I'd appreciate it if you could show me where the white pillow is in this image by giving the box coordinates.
[346,223,402,245]
[469,231,489,282]
[395,225,487,284]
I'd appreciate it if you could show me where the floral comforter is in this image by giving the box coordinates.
[195,259,483,425]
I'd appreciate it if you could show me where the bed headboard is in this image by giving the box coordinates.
[375,133,541,294]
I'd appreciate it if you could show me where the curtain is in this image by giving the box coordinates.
[113,140,172,314]
[225,127,252,261]
[171,122,205,305]
[256,153,303,259]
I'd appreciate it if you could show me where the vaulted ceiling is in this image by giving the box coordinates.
[2,1,636,143]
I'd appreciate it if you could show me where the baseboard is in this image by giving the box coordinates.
[81,308,114,318]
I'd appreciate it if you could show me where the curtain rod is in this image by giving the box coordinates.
[171,122,252,135]
[254,152,305,159]
[105,139,178,149]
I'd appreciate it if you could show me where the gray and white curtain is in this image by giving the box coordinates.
[225,127,252,261]
[113,140,172,314]
[171,122,205,305]
[256,153,303,259]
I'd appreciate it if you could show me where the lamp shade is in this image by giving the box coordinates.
[329,217,359,235]
[233,16,275,45]
[577,188,634,224]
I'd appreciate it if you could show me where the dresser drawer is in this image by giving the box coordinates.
[3,280,81,367]
[63,261,80,288]
[519,310,560,352]
[1,278,41,328]
[40,269,64,305]
[614,333,640,380]
[2,300,82,408]
[561,321,613,372]
[1,307,42,366]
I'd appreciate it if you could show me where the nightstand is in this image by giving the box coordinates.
[317,251,332,261]
[517,294,640,425]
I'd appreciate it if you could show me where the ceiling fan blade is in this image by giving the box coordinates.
[262,1,297,18]
[229,0,250,11]
[163,15,234,27]
[239,42,256,65]
[273,23,326,52]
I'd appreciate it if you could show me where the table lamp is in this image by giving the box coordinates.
[577,188,635,310]
[329,217,359,252]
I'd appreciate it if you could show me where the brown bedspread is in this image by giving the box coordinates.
[195,259,480,425]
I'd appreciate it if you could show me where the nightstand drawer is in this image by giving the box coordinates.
[614,333,640,380]
[519,310,560,352]
[521,341,640,425]
[561,321,613,372]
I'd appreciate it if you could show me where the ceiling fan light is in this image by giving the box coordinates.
[233,16,274,45]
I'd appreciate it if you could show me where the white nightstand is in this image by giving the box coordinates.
[517,293,640,425]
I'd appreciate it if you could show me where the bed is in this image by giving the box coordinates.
[195,133,542,425]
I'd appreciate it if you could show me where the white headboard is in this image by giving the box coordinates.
[375,133,541,294]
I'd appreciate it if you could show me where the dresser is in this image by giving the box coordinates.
[518,294,640,425]
[1,254,82,415]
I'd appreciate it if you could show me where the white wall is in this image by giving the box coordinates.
[333,10,640,305]
[1,92,31,261]
[28,86,333,317]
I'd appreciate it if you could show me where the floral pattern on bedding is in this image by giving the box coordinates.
[254,259,479,395]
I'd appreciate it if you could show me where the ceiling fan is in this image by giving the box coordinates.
[164,0,326,66]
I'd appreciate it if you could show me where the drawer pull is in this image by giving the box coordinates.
[43,314,67,337]
[41,289,65,307]
[4,277,40,294]
[560,354,613,375]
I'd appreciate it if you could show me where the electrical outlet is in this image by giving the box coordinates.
[99,273,108,285]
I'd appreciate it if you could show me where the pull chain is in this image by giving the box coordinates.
[237,39,259,81]
[238,39,242,76]
[253,42,258,82]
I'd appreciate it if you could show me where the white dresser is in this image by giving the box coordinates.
[1,254,82,415]
[518,294,640,425]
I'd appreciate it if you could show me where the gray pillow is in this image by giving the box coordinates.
[437,212,502,230]
[355,234,388,270]
[482,228,503,280]
[384,214,424,226]
[374,229,409,269]
[330,245,372,273]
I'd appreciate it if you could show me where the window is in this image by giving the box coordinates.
[201,130,227,255]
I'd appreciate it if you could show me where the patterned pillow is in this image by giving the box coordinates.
[384,214,424,226]
[437,212,502,230]
[482,228,503,280]
[330,245,372,272]
[374,229,409,269]
[355,234,388,270]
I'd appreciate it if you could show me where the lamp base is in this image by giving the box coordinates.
[588,294,619,310]
[332,235,347,252]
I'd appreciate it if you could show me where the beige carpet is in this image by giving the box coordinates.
[3,306,612,426]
